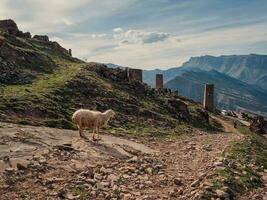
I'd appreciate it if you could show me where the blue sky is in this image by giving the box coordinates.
[1,0,267,69]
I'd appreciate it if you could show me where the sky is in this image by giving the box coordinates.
[1,0,267,69]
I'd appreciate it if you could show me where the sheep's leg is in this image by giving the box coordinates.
[92,126,96,140]
[96,127,101,140]
[79,126,88,140]
[78,126,83,138]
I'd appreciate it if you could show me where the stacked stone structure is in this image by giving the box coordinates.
[203,84,214,111]
[33,35,49,42]
[127,68,143,82]
[156,74,163,90]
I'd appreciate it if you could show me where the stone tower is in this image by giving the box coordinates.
[203,84,214,111]
[156,74,163,89]
[126,68,143,82]
[68,49,72,56]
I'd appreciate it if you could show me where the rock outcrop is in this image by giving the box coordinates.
[0,19,18,35]
[33,35,49,42]
[167,99,188,113]
[0,19,31,38]
[196,108,209,123]
[249,116,266,134]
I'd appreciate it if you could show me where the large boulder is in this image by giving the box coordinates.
[196,108,209,123]
[249,116,266,134]
[165,98,189,120]
[167,99,188,113]
[0,19,31,38]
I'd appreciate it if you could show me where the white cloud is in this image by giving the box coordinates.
[0,0,133,34]
[91,34,107,38]
[114,29,170,44]
[48,21,267,69]
[0,0,89,33]
[113,27,124,33]
[50,36,63,42]
[1,0,267,69]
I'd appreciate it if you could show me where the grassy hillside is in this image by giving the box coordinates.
[0,21,218,134]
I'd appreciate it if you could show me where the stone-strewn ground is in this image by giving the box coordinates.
[0,121,241,200]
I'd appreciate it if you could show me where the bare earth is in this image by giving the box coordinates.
[0,119,241,200]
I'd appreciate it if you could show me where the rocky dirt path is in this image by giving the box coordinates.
[0,119,241,200]
[238,172,267,200]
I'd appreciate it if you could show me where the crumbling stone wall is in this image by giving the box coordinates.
[156,74,163,89]
[203,84,214,111]
[33,35,49,42]
[127,68,142,82]
[88,63,128,81]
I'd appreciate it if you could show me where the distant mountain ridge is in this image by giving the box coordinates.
[141,54,267,116]
[165,69,267,117]
[182,54,267,91]
[143,54,267,91]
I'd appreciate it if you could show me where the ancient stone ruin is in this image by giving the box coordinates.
[33,35,49,42]
[203,84,214,111]
[68,49,72,56]
[156,74,163,90]
[126,68,143,82]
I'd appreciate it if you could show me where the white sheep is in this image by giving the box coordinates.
[72,109,115,140]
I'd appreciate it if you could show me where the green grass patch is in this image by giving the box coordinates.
[71,185,90,198]
[2,58,86,95]
[202,123,267,199]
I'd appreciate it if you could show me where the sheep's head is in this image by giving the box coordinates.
[106,109,115,118]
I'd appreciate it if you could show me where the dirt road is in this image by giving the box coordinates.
[0,119,241,199]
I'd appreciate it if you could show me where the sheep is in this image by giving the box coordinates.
[72,109,115,140]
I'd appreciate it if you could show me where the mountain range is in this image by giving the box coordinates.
[182,54,267,91]
[143,54,267,117]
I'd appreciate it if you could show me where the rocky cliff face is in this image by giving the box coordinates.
[182,54,267,91]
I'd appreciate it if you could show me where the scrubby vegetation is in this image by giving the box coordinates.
[201,121,267,199]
